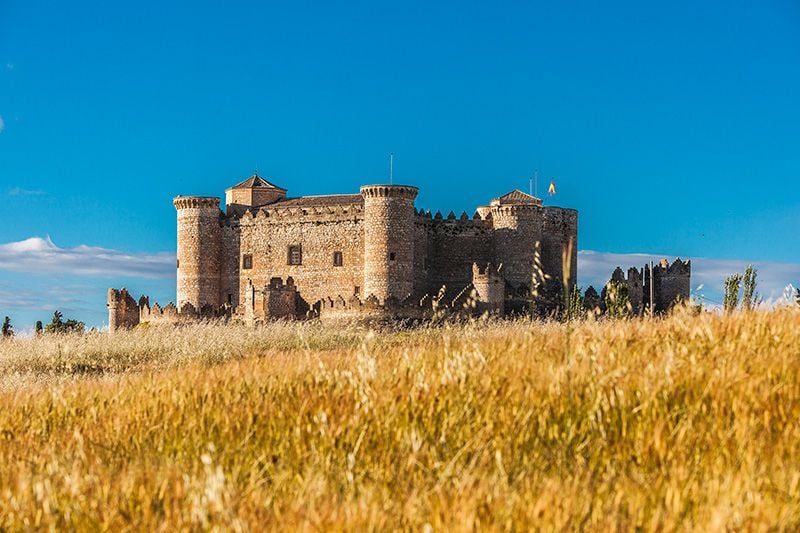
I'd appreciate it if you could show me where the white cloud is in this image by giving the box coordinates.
[0,237,175,278]
[8,187,46,196]
[0,238,797,327]
[578,250,800,308]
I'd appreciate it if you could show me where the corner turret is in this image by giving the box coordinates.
[485,190,544,291]
[471,263,505,314]
[174,196,222,310]
[360,185,418,302]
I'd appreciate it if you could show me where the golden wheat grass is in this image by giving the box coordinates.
[0,308,799,530]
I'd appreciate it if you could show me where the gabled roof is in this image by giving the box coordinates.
[226,174,287,192]
[491,189,542,205]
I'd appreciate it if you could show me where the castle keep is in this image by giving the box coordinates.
[110,174,579,328]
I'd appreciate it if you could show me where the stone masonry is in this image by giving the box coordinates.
[585,258,692,316]
[108,173,582,329]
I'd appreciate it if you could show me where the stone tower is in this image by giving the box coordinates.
[174,196,222,310]
[644,258,691,313]
[489,191,544,290]
[360,185,418,302]
[540,208,578,299]
[471,263,505,314]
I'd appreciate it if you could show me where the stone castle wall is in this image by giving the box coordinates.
[644,258,692,313]
[235,203,365,310]
[107,289,229,332]
[595,259,691,315]
[167,177,580,325]
[416,213,494,297]
[107,288,140,332]
[243,277,298,324]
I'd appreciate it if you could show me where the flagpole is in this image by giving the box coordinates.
[389,153,394,185]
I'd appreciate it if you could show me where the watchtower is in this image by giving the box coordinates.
[360,185,418,302]
[174,196,222,310]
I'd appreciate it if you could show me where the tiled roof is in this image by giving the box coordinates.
[227,175,287,191]
[273,194,364,207]
[494,189,540,204]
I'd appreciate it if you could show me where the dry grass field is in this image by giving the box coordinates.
[0,307,799,530]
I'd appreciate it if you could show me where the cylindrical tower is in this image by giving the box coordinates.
[360,185,418,302]
[540,207,578,297]
[107,288,120,333]
[490,204,543,289]
[173,196,222,310]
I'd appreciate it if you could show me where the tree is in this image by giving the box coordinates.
[796,287,800,307]
[44,310,85,335]
[44,310,64,334]
[1,316,12,338]
[742,265,761,311]
[35,321,43,336]
[723,273,742,313]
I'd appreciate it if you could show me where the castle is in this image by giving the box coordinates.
[108,173,689,330]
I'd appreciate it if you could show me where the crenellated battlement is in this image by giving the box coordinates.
[653,257,691,275]
[236,202,364,224]
[317,293,432,321]
[593,258,691,315]
[610,266,642,284]
[415,210,493,234]
[415,208,492,222]
[491,204,542,217]
[108,288,230,331]
[472,262,503,279]
[173,196,221,210]
[116,172,586,330]
[360,184,419,199]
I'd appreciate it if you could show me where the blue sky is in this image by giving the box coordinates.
[1,0,799,329]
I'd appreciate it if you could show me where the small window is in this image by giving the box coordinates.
[354,286,360,296]
[242,254,253,269]
[288,245,302,265]
[176,259,180,269]
[227,293,232,304]
[333,251,343,267]
[389,252,396,261]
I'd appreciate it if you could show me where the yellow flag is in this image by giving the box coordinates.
[548,180,556,196]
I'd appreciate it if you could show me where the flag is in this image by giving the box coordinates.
[548,180,556,196]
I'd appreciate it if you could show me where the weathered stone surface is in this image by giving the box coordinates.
[174,196,221,309]
[109,174,587,330]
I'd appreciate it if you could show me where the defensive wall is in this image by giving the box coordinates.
[171,178,578,324]
[110,174,587,331]
[585,258,692,315]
